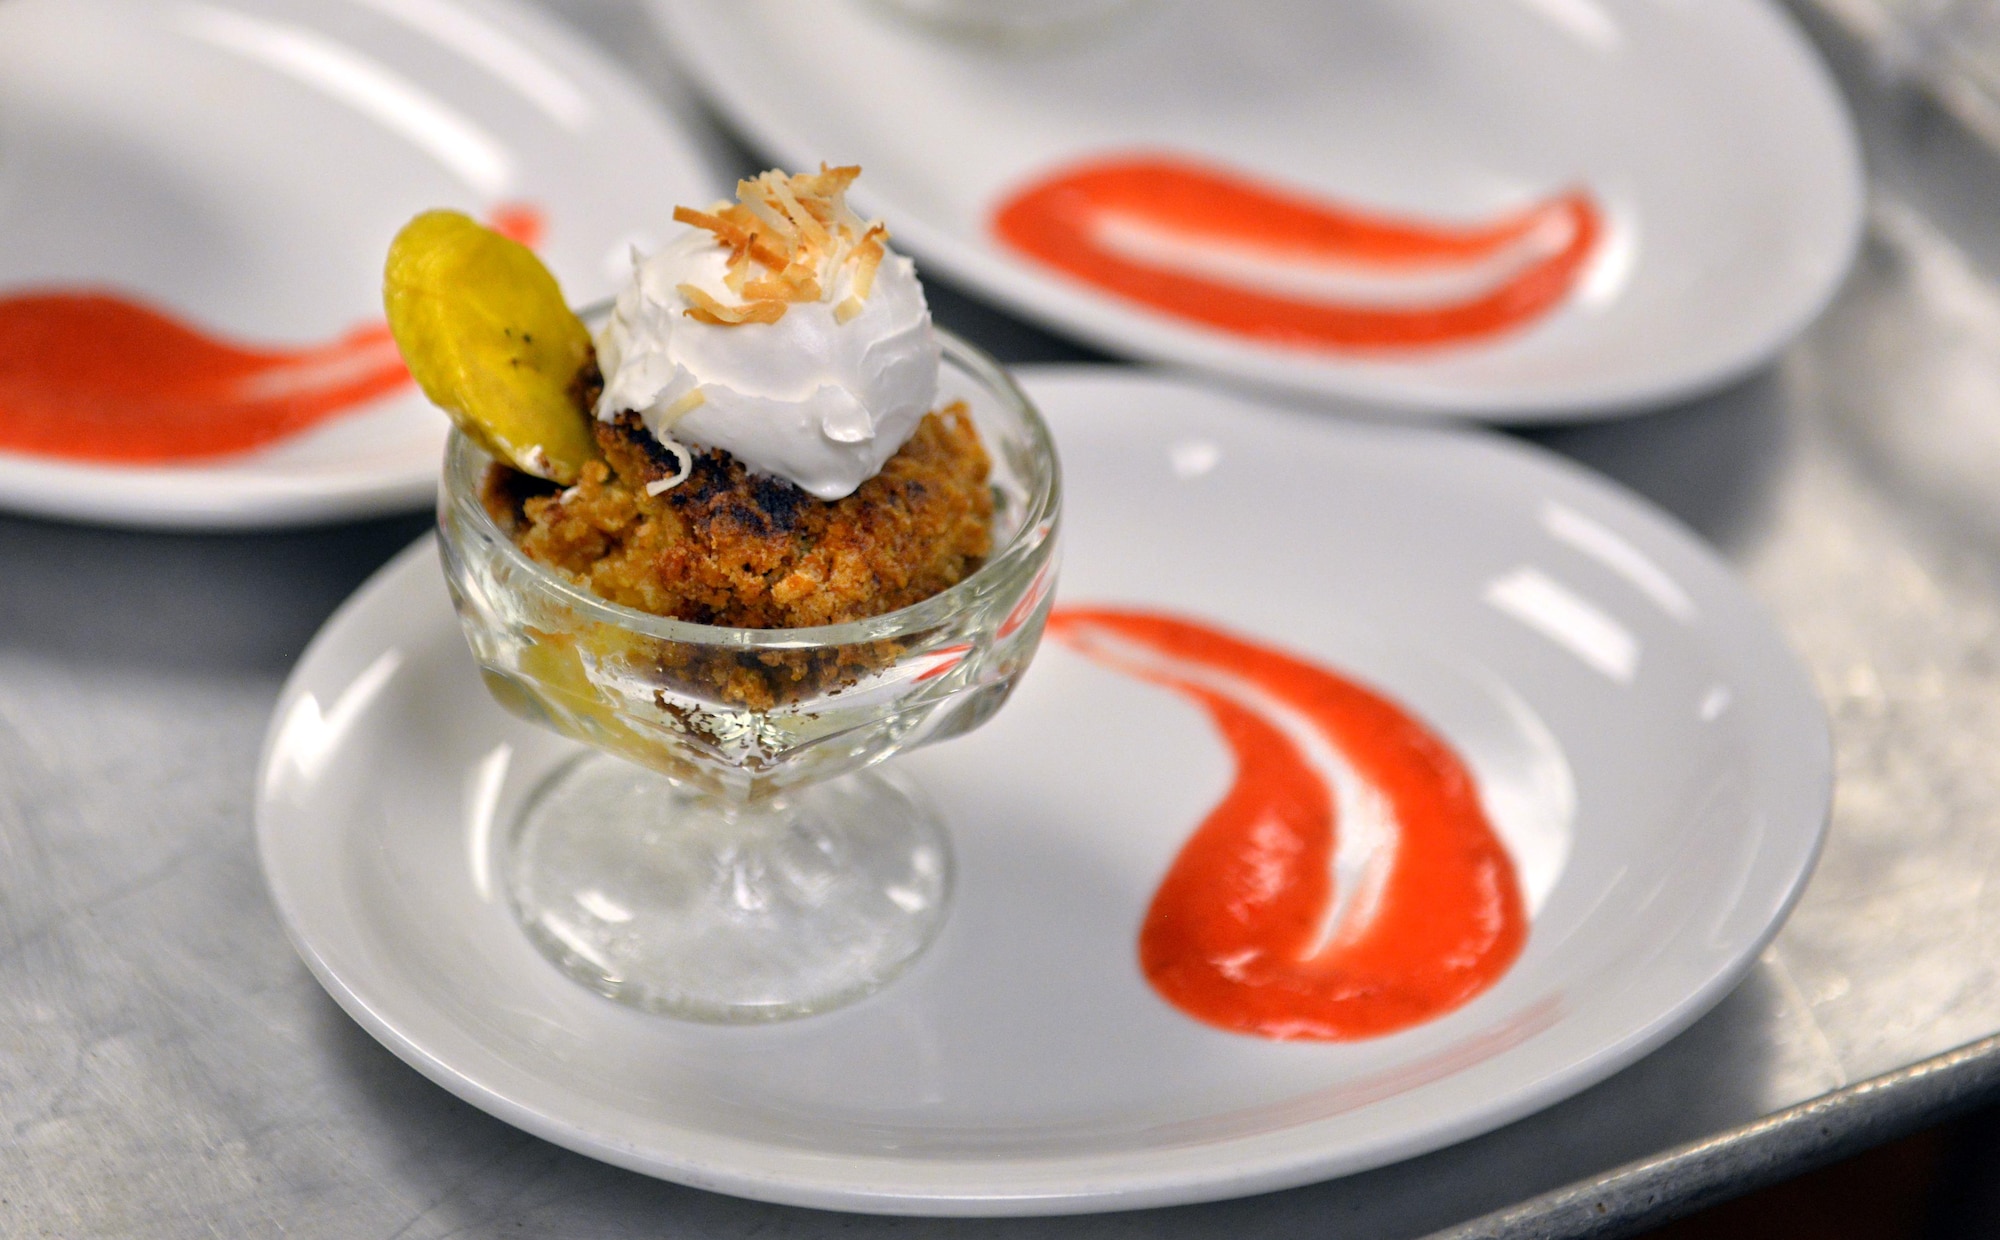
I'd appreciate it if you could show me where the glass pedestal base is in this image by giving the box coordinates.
[508,753,953,1022]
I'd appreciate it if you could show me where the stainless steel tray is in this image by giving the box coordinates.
[7,2,2000,1235]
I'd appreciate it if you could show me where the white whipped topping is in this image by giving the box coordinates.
[593,226,940,501]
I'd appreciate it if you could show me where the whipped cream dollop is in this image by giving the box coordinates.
[593,171,941,501]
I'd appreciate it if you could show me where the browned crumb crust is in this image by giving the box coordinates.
[482,402,993,630]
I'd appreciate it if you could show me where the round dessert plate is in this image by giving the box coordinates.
[649,0,1862,420]
[0,0,719,528]
[257,369,1830,1214]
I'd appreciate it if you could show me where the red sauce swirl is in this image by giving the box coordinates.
[993,156,1601,351]
[1049,608,1528,1040]
[0,203,545,464]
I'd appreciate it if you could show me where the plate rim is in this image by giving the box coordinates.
[645,0,1865,421]
[0,0,718,530]
[256,365,1833,1214]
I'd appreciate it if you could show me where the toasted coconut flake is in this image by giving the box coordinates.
[832,193,869,237]
[802,164,861,196]
[742,274,819,302]
[659,387,706,427]
[739,191,795,241]
[769,176,829,247]
[674,165,894,329]
[850,228,886,301]
[679,284,787,325]
[673,205,741,243]
[644,436,695,494]
[722,257,752,296]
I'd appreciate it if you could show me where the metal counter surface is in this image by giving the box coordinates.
[7,2,2000,1235]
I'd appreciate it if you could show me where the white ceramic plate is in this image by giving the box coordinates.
[257,369,1830,1214]
[0,0,718,528]
[649,0,1862,420]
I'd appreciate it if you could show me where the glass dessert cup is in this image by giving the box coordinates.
[437,331,1060,1022]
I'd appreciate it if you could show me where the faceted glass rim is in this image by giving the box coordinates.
[440,328,1062,650]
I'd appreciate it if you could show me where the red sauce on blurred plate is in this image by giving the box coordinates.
[993,156,1600,351]
[0,203,545,464]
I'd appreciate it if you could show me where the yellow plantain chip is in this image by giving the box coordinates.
[384,210,597,483]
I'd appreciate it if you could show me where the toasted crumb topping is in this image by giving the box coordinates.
[484,403,993,631]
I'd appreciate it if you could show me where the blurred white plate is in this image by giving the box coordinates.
[257,368,1829,1214]
[650,0,1863,420]
[0,0,718,528]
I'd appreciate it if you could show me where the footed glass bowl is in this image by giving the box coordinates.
[437,331,1060,1022]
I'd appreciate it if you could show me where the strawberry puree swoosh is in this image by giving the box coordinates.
[0,294,410,463]
[0,202,545,464]
[992,156,1601,352]
[1048,607,1527,1041]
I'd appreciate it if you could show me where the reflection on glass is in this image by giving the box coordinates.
[464,741,512,903]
